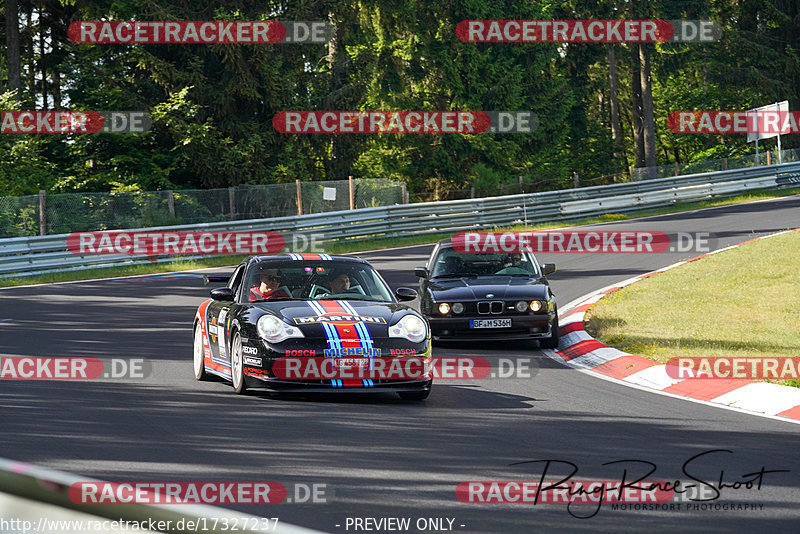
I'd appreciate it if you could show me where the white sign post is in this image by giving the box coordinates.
[747,100,789,164]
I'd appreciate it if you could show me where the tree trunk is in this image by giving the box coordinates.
[5,0,22,99]
[25,6,34,97]
[324,13,358,180]
[631,44,645,173]
[608,45,623,162]
[39,6,47,108]
[639,43,657,177]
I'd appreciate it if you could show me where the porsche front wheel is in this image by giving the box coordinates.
[193,324,209,381]
[231,331,248,394]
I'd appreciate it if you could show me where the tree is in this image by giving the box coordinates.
[4,0,21,99]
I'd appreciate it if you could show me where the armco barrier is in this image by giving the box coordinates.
[1,161,799,278]
[0,457,325,534]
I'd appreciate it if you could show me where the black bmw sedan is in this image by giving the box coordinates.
[415,240,559,347]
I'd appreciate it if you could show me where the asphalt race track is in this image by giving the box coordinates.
[2,195,800,533]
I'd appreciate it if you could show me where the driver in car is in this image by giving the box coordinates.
[328,271,351,294]
[496,253,531,275]
[249,267,291,301]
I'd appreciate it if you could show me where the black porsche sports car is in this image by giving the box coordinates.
[193,254,432,399]
[415,240,559,347]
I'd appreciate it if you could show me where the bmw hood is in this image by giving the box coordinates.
[428,276,550,301]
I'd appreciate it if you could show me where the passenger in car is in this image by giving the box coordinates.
[249,268,292,301]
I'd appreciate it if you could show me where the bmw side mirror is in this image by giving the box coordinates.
[210,287,234,301]
[541,263,556,276]
[414,267,429,278]
[395,287,418,301]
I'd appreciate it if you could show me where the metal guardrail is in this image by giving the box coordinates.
[1,161,799,278]
[0,457,326,534]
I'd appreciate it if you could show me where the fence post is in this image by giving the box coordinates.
[470,187,475,199]
[674,162,679,176]
[518,175,523,193]
[167,190,175,218]
[400,182,408,204]
[573,172,579,188]
[38,190,46,236]
[348,176,355,210]
[766,151,771,166]
[228,187,236,221]
[295,180,303,215]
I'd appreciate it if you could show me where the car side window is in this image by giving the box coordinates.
[228,265,246,301]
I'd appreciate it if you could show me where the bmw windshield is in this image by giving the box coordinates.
[430,249,541,278]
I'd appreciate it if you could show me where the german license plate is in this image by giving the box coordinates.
[333,357,369,368]
[470,318,511,329]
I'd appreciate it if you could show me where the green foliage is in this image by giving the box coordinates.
[2,0,800,208]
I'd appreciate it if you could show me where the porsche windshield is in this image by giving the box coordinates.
[245,261,394,302]
[430,249,540,278]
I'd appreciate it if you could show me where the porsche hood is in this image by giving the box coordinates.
[254,299,416,340]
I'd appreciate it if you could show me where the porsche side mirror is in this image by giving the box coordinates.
[203,273,232,286]
[541,263,556,275]
[210,287,234,301]
[395,287,418,301]
[414,267,429,278]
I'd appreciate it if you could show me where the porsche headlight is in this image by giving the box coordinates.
[389,314,428,343]
[257,315,304,344]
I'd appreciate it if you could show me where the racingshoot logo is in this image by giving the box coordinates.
[451,231,717,254]
[455,20,720,43]
[68,21,333,44]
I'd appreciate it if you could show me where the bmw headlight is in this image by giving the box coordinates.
[438,303,451,315]
[389,314,428,343]
[257,315,305,344]
[515,301,529,312]
[530,300,544,312]
[451,302,465,314]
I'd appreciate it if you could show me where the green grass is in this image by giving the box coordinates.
[1,186,798,288]
[585,229,800,387]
